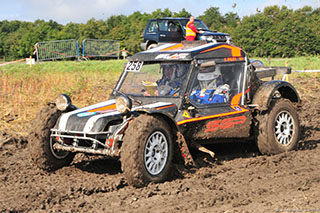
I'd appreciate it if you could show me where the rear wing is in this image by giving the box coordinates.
[254,67,292,79]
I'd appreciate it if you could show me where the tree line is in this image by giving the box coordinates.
[0,5,319,60]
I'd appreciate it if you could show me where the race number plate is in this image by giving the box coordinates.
[125,61,143,72]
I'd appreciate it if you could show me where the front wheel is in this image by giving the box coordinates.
[28,103,75,171]
[256,99,300,154]
[120,114,173,187]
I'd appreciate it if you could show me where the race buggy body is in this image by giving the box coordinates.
[29,41,300,187]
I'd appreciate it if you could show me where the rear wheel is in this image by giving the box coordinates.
[28,103,75,171]
[121,114,173,187]
[256,99,299,154]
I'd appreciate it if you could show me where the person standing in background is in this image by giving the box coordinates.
[185,16,202,41]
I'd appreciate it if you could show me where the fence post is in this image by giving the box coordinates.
[82,39,86,58]
[76,41,79,58]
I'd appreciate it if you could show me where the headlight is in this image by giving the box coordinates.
[206,36,213,41]
[199,35,206,41]
[56,94,72,111]
[116,96,132,114]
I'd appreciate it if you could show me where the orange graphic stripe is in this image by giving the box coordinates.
[157,104,176,110]
[231,93,242,105]
[177,107,249,125]
[230,88,251,105]
[200,44,242,57]
[88,104,116,112]
[160,43,184,51]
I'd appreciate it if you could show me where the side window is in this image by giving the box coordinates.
[167,21,176,32]
[189,63,244,105]
[158,20,168,32]
[167,21,181,32]
[147,21,158,33]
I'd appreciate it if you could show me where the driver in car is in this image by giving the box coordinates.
[190,66,230,104]
[143,64,188,96]
[157,64,189,96]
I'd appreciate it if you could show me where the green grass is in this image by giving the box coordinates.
[254,56,320,70]
[0,60,124,77]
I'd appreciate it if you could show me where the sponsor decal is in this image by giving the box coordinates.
[205,115,246,132]
[182,110,191,118]
[233,106,243,111]
[77,112,97,117]
[224,57,244,62]
[155,53,189,60]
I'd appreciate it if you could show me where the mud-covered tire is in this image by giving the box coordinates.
[28,103,75,171]
[256,99,299,154]
[120,114,174,187]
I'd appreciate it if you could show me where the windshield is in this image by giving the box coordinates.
[180,20,209,30]
[116,61,191,97]
[194,20,209,30]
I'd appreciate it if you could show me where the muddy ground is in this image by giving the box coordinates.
[0,85,319,212]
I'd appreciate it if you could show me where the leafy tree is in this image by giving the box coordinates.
[174,8,191,18]
[198,7,225,31]
[0,6,319,60]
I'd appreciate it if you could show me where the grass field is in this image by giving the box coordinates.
[0,57,319,135]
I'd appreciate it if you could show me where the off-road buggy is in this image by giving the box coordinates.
[29,40,300,187]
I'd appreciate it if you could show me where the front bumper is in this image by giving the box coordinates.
[140,42,147,50]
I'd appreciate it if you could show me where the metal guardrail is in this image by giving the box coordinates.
[82,39,120,59]
[35,39,79,61]
[34,39,121,61]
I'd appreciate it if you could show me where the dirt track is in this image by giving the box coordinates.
[1,84,319,212]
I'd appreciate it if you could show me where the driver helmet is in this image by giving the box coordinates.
[175,64,187,78]
[197,66,222,90]
[162,64,175,80]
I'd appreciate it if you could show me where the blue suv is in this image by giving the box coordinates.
[141,17,232,50]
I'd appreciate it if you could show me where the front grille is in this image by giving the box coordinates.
[213,35,227,42]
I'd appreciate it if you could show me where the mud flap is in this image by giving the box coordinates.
[176,132,196,167]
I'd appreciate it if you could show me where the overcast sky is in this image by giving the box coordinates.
[1,0,319,24]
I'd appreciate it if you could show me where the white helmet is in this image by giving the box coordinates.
[197,67,221,90]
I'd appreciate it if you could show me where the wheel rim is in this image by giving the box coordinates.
[49,137,70,159]
[274,110,295,146]
[144,131,169,176]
